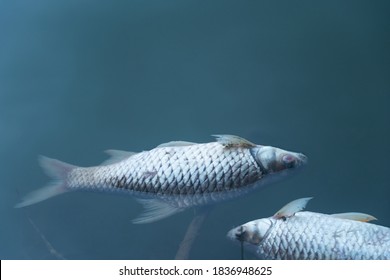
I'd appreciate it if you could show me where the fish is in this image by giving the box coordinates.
[227,197,390,259]
[15,134,307,223]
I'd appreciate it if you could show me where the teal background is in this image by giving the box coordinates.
[1,0,389,259]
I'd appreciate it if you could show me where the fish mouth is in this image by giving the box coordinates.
[227,227,244,243]
[226,228,237,241]
[297,153,308,165]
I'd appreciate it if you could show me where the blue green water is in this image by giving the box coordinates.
[1,0,389,259]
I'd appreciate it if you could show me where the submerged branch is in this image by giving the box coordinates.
[175,207,212,260]
[16,189,66,259]
[25,215,66,260]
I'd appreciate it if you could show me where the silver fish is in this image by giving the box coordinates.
[15,135,307,223]
[227,197,390,259]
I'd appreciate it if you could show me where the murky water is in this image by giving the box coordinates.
[1,0,389,259]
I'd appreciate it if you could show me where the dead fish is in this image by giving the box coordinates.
[227,197,390,259]
[15,135,307,223]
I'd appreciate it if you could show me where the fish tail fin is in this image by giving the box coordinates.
[15,156,76,208]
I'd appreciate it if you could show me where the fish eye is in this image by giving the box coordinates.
[282,154,295,167]
[235,226,246,241]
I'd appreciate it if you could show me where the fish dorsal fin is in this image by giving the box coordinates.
[157,141,197,148]
[273,197,313,219]
[101,150,137,165]
[213,134,256,148]
[331,212,377,222]
[133,199,183,224]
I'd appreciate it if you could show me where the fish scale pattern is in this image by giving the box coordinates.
[66,142,262,198]
[257,212,390,259]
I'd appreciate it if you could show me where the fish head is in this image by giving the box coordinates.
[253,146,308,174]
[227,218,273,247]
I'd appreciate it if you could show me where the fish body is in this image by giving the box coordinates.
[68,142,261,203]
[16,135,307,223]
[228,198,390,260]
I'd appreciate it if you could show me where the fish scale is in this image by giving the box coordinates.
[67,142,261,199]
[257,212,390,259]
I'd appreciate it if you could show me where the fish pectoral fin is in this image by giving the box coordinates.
[212,134,256,148]
[273,197,313,219]
[331,212,377,222]
[133,199,184,224]
[156,141,198,148]
[101,150,137,165]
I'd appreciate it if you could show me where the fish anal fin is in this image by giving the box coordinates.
[157,141,197,148]
[102,150,137,165]
[133,199,183,224]
[331,212,377,222]
[213,134,256,148]
[273,197,313,219]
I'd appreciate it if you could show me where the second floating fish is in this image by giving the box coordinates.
[228,197,390,259]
